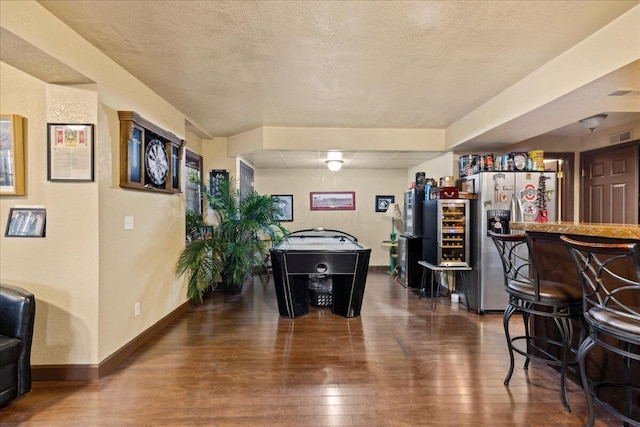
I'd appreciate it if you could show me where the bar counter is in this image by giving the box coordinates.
[510,221,640,240]
[509,221,639,410]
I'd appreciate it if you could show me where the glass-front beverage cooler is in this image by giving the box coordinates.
[422,199,470,267]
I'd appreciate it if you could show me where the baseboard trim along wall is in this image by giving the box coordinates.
[32,300,191,381]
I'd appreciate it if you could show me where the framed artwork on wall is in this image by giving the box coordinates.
[47,123,94,182]
[209,169,229,199]
[310,191,355,211]
[375,195,395,212]
[0,114,26,196]
[5,207,46,237]
[272,194,293,221]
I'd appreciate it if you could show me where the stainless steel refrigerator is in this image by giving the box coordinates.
[462,171,557,313]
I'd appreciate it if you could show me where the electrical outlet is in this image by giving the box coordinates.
[124,216,134,230]
[134,302,140,317]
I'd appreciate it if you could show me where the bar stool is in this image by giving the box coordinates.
[488,231,583,412]
[561,235,640,427]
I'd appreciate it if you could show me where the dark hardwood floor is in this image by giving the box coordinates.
[1,272,619,426]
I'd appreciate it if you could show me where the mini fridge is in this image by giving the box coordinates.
[422,199,470,267]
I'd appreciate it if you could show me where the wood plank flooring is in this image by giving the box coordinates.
[1,272,619,426]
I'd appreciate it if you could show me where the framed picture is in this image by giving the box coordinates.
[310,191,356,211]
[0,114,26,196]
[272,194,293,221]
[209,169,229,199]
[460,178,475,194]
[5,207,46,237]
[375,195,395,212]
[47,123,94,182]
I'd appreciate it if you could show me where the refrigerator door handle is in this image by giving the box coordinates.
[510,193,523,223]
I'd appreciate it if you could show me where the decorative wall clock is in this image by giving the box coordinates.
[118,111,184,194]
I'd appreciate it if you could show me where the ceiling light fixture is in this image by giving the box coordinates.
[325,159,344,172]
[579,113,608,132]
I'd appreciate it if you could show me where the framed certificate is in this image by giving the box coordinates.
[47,123,94,182]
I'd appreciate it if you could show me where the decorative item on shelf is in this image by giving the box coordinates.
[527,150,544,171]
[579,113,608,132]
[385,202,402,241]
[439,176,459,199]
[118,111,184,194]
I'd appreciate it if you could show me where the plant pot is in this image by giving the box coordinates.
[223,284,243,295]
[221,272,243,294]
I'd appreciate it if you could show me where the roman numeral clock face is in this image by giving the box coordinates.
[144,139,169,186]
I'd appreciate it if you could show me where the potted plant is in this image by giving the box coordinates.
[176,177,287,303]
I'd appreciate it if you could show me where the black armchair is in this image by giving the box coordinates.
[0,284,36,408]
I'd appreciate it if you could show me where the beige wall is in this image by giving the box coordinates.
[255,168,407,266]
[202,137,236,178]
[0,64,103,365]
[1,1,189,366]
[408,152,457,186]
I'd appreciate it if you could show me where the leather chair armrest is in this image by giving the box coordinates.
[0,284,36,396]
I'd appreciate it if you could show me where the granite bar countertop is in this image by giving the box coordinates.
[510,222,640,240]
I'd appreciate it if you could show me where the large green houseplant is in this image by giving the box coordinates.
[176,177,287,303]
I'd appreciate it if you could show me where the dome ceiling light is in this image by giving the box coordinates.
[579,113,608,132]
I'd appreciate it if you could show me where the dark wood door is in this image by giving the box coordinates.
[581,142,639,224]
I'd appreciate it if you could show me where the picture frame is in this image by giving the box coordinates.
[375,195,395,213]
[310,191,356,211]
[47,123,95,182]
[272,194,293,221]
[209,169,229,199]
[0,114,26,196]
[5,207,46,237]
[460,178,475,194]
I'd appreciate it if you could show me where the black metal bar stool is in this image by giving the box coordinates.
[561,235,640,427]
[488,231,584,412]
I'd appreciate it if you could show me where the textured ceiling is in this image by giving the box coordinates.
[22,1,640,168]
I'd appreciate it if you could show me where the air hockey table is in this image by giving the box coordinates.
[270,228,371,318]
